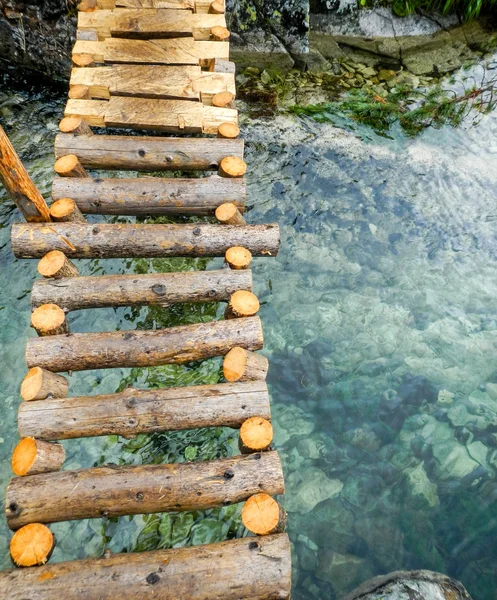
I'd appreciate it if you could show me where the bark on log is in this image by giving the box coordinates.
[219,156,246,178]
[217,122,239,138]
[223,347,269,382]
[9,523,55,568]
[239,417,273,454]
[55,133,244,171]
[59,116,93,136]
[11,223,280,259]
[54,155,89,178]
[20,367,69,402]
[49,198,86,223]
[18,381,270,440]
[31,304,69,337]
[242,493,287,536]
[225,246,252,269]
[215,202,246,225]
[51,176,246,216]
[6,451,284,528]
[37,251,79,279]
[11,438,65,476]
[0,125,51,222]
[1,534,291,599]
[26,316,263,372]
[31,269,252,311]
[225,291,260,319]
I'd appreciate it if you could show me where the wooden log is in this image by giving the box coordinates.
[31,305,69,337]
[55,133,244,171]
[225,246,252,270]
[38,251,79,279]
[209,0,225,13]
[210,25,229,41]
[113,0,196,8]
[12,438,65,476]
[59,116,93,136]
[18,381,270,440]
[20,367,69,402]
[211,90,234,107]
[239,417,273,454]
[52,176,246,216]
[49,198,86,223]
[0,125,51,222]
[6,451,284,528]
[9,523,55,568]
[223,347,268,382]
[11,222,280,259]
[68,84,90,100]
[217,122,239,138]
[54,155,88,178]
[72,53,95,68]
[219,156,247,178]
[78,0,97,10]
[215,202,246,225]
[225,290,260,319]
[242,494,287,536]
[31,268,252,311]
[1,534,291,599]
[26,316,263,372]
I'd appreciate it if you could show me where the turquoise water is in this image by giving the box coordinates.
[1,67,497,599]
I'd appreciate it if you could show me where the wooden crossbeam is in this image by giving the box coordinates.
[70,65,235,101]
[99,0,195,8]
[73,38,229,65]
[55,133,244,170]
[79,9,226,40]
[64,96,237,133]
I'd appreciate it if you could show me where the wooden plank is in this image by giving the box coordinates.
[54,133,244,170]
[64,96,237,133]
[70,65,235,101]
[0,535,291,600]
[52,176,246,214]
[18,381,269,439]
[79,9,226,40]
[73,38,229,65]
[110,0,195,8]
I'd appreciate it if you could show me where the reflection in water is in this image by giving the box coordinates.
[1,67,497,599]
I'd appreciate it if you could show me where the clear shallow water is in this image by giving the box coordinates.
[1,69,497,599]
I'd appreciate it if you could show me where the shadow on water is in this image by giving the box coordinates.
[1,64,497,599]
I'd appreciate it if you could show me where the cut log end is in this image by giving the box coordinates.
[209,1,225,14]
[68,85,89,100]
[212,91,235,108]
[217,122,240,139]
[225,246,252,270]
[50,198,86,223]
[219,156,247,178]
[239,417,273,454]
[59,116,93,136]
[77,0,97,11]
[241,493,287,536]
[223,347,268,382]
[10,523,55,568]
[215,202,246,225]
[38,251,79,279]
[54,155,88,178]
[31,304,69,337]
[20,367,69,402]
[210,26,230,41]
[72,53,94,68]
[225,290,260,319]
[12,438,65,477]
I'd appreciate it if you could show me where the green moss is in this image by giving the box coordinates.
[374,0,497,20]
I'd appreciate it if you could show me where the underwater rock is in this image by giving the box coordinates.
[404,462,439,508]
[343,424,382,452]
[316,549,374,595]
[355,517,403,571]
[342,472,384,513]
[432,440,479,481]
[343,569,473,600]
[284,467,343,515]
[305,497,357,554]
[448,390,497,431]
[272,402,315,445]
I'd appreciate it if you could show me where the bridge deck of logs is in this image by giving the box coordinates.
[0,1,291,597]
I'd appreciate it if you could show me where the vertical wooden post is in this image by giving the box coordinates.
[0,125,51,222]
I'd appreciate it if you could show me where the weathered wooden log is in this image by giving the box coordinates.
[31,304,69,337]
[18,381,270,440]
[26,316,263,372]
[242,493,287,536]
[223,347,268,382]
[12,438,65,476]
[11,222,280,259]
[54,133,244,171]
[9,523,55,568]
[0,125,51,222]
[78,0,97,10]
[31,269,252,311]
[68,84,90,100]
[217,122,239,138]
[239,417,273,454]
[219,156,246,178]
[215,202,246,225]
[54,155,88,178]
[49,198,86,223]
[72,53,95,67]
[59,116,93,136]
[225,246,252,269]
[20,367,69,402]
[1,534,291,599]
[52,176,246,216]
[210,25,230,40]
[38,251,79,279]
[209,0,225,13]
[212,91,234,107]
[225,290,260,319]
[6,451,284,528]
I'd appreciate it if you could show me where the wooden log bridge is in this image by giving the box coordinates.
[0,0,290,596]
